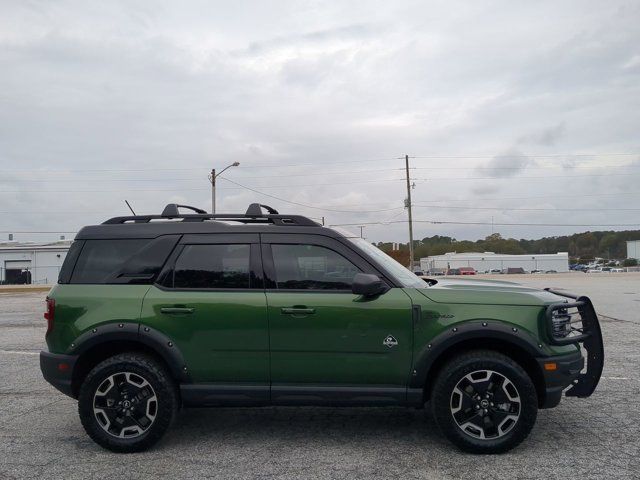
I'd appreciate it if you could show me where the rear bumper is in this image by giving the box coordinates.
[40,351,78,398]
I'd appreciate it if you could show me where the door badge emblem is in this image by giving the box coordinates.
[383,335,398,348]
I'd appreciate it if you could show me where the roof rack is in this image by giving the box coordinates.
[102,203,320,227]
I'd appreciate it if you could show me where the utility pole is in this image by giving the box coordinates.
[405,154,414,270]
[210,168,216,214]
[358,225,365,238]
[209,162,240,214]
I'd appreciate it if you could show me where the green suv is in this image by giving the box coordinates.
[40,203,604,453]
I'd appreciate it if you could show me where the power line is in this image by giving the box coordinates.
[1,168,406,182]
[330,220,640,227]
[1,152,638,173]
[6,216,640,234]
[218,177,406,213]
[6,169,640,183]
[0,178,410,193]
[0,158,398,173]
[412,204,640,212]
[410,164,640,171]
[412,173,640,180]
[411,191,640,201]
[408,153,640,159]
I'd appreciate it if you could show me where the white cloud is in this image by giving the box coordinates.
[0,0,639,243]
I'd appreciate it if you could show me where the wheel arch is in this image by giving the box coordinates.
[413,321,547,407]
[69,323,190,398]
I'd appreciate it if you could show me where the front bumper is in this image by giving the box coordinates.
[40,351,78,398]
[537,351,584,408]
[539,290,605,406]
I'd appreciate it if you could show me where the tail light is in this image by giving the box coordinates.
[44,297,55,336]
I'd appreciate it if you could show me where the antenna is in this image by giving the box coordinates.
[125,200,136,215]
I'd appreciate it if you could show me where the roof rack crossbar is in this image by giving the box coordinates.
[161,204,208,216]
[245,203,279,215]
[102,203,318,227]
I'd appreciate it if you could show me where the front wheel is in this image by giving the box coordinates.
[78,353,178,453]
[431,350,538,454]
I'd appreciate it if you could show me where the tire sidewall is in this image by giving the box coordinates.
[431,352,538,454]
[78,354,176,453]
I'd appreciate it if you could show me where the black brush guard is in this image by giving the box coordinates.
[544,289,604,397]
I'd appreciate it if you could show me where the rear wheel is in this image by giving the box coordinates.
[78,353,178,452]
[431,350,538,454]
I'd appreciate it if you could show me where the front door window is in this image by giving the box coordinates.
[271,244,360,290]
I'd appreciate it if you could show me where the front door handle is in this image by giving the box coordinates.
[160,307,195,315]
[281,307,316,315]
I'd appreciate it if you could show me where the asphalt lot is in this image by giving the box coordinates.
[0,273,639,479]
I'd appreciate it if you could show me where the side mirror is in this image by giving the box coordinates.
[352,273,389,297]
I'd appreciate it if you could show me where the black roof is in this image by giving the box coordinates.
[75,203,339,240]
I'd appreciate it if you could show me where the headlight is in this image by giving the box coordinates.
[551,308,572,338]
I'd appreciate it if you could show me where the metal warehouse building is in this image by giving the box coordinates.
[0,241,71,285]
[420,251,569,273]
[628,240,640,260]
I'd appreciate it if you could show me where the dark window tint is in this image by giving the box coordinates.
[70,239,148,284]
[271,244,360,290]
[173,244,251,289]
[116,235,179,283]
[58,240,84,284]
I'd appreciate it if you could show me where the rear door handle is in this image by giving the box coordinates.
[281,307,316,315]
[160,307,195,315]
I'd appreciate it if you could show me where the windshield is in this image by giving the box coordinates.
[346,237,426,288]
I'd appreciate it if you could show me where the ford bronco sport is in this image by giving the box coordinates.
[40,203,604,453]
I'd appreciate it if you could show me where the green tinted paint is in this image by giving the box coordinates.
[140,286,269,383]
[46,284,151,353]
[47,278,578,388]
[402,288,578,359]
[267,288,413,386]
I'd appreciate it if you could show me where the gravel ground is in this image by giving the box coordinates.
[0,273,638,479]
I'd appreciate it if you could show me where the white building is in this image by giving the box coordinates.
[420,251,569,273]
[0,241,71,285]
[627,240,640,260]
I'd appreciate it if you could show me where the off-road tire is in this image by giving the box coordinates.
[78,353,178,453]
[431,349,538,454]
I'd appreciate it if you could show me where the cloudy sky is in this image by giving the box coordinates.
[1,0,639,244]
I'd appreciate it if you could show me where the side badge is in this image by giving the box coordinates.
[383,335,399,348]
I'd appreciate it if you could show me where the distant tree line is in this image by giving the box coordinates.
[375,230,640,261]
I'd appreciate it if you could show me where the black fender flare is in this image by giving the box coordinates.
[68,322,191,383]
[410,320,545,389]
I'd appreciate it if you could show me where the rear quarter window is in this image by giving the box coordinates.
[70,239,148,284]
[69,236,179,284]
[57,240,84,284]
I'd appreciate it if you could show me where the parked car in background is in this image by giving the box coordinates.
[611,268,625,273]
[446,268,461,275]
[506,267,526,274]
[458,267,476,275]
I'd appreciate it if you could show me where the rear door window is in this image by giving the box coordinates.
[173,244,251,289]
